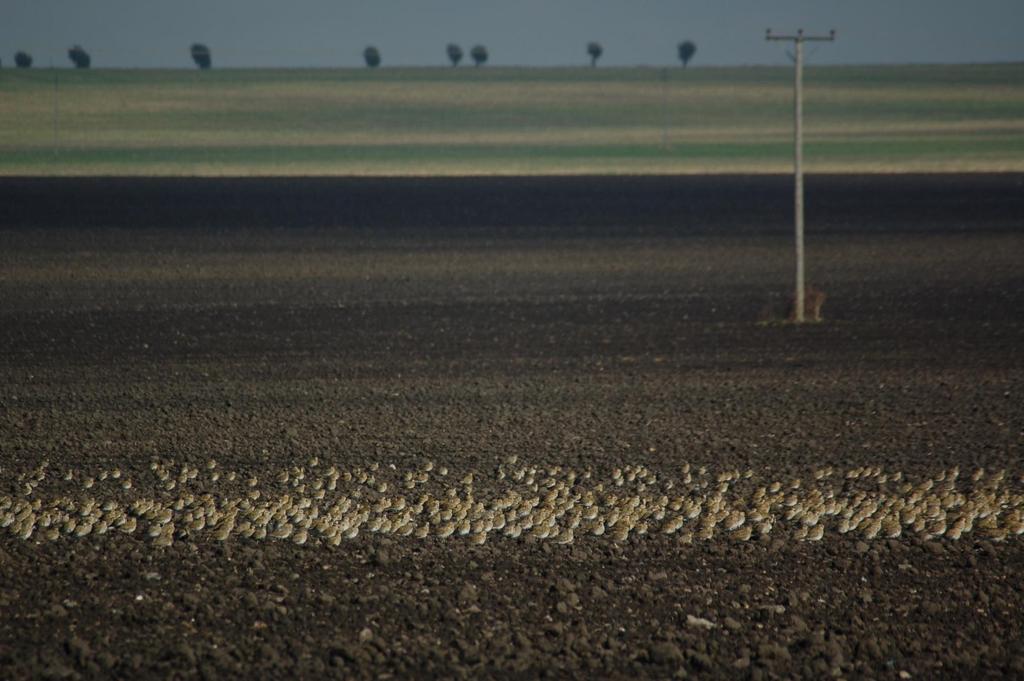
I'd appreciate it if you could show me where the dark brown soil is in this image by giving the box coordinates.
[2,174,1022,234]
[1,175,1022,680]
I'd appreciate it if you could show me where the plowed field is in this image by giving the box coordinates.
[1,175,1022,679]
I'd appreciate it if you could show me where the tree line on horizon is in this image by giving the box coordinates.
[4,40,697,70]
[368,41,696,69]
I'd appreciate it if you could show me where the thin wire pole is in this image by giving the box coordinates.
[52,62,60,160]
[766,28,835,323]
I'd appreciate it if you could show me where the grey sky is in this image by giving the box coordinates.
[3,1,1022,69]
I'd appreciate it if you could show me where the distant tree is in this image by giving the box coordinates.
[587,41,603,68]
[678,40,697,68]
[14,51,32,69]
[446,43,463,67]
[68,45,91,69]
[190,43,212,70]
[363,46,381,68]
[470,45,488,67]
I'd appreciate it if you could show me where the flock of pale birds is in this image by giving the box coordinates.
[3,456,1023,547]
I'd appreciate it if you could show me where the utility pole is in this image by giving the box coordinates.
[766,28,835,322]
[52,61,60,160]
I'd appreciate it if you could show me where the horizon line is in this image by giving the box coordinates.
[5,60,1023,71]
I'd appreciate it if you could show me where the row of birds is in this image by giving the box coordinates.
[3,458,1023,547]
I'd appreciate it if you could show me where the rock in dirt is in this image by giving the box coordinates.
[757,642,791,661]
[686,614,716,630]
[65,637,91,667]
[687,649,713,670]
[177,643,197,667]
[458,583,479,606]
[649,641,684,665]
[790,615,809,633]
[41,663,78,680]
[371,546,392,566]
